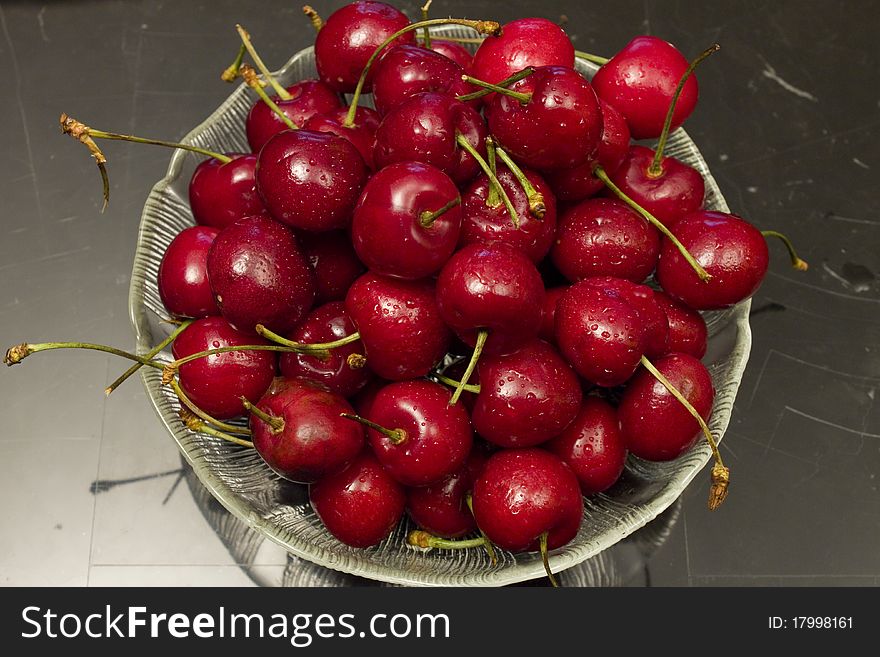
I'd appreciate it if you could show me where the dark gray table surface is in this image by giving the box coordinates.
[0,0,877,587]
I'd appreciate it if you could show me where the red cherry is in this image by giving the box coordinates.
[538,286,568,344]
[426,39,473,70]
[188,154,267,230]
[654,291,708,359]
[309,450,406,548]
[158,225,220,319]
[303,106,381,170]
[171,317,276,420]
[297,230,367,305]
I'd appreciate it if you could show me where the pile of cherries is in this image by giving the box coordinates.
[8,1,808,584]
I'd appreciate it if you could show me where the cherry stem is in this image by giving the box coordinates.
[240,65,298,131]
[236,24,291,99]
[639,354,729,511]
[649,44,720,177]
[221,44,247,82]
[4,341,165,369]
[177,406,254,449]
[105,319,193,396]
[255,323,360,360]
[339,413,407,445]
[434,374,481,395]
[574,50,610,65]
[495,146,545,218]
[416,35,485,44]
[450,329,488,406]
[539,532,560,588]
[302,5,323,32]
[465,493,498,565]
[420,195,461,228]
[461,73,532,104]
[408,530,487,550]
[420,0,433,49]
[343,17,502,128]
[456,67,536,103]
[455,133,520,228]
[165,345,306,375]
[594,165,711,281]
[485,136,501,207]
[169,377,252,436]
[761,230,809,271]
[241,396,285,433]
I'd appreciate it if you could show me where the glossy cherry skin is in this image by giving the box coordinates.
[345,273,452,380]
[546,396,627,495]
[472,340,582,448]
[470,18,574,91]
[551,197,660,284]
[171,316,277,420]
[303,105,381,171]
[426,40,473,70]
[278,302,372,397]
[256,129,369,232]
[351,161,461,279]
[364,380,473,487]
[436,242,546,356]
[250,378,364,483]
[189,154,267,230]
[538,286,568,343]
[245,79,342,154]
[487,66,602,171]
[158,225,220,318]
[555,282,647,387]
[654,291,708,358]
[459,165,557,263]
[373,92,487,186]
[472,448,582,552]
[406,447,488,539]
[297,230,367,304]
[656,210,770,310]
[309,450,406,548]
[618,353,715,461]
[314,0,414,93]
[207,215,316,335]
[608,145,705,229]
[591,36,698,140]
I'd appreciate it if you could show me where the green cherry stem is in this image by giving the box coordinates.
[240,65,298,130]
[416,35,485,45]
[221,43,247,82]
[241,396,285,434]
[449,329,488,406]
[177,405,255,449]
[434,374,481,395]
[169,377,252,436]
[455,133,520,228]
[340,413,407,445]
[495,146,545,218]
[539,532,560,588]
[4,340,165,369]
[302,5,323,32]
[762,230,809,271]
[465,493,498,566]
[255,323,361,359]
[420,0,433,49]
[484,136,501,207]
[236,24,292,99]
[408,530,487,550]
[461,74,532,104]
[105,319,194,396]
[594,165,711,282]
[455,67,535,103]
[420,195,461,228]
[574,50,610,65]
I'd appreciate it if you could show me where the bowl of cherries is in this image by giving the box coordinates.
[8,1,808,586]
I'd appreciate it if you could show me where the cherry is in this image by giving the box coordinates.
[551,197,660,284]
[171,316,277,420]
[351,161,462,279]
[538,286,568,344]
[206,215,316,335]
[591,36,697,140]
[158,225,220,319]
[618,353,714,461]
[314,0,414,93]
[654,291,708,359]
[470,339,582,448]
[485,66,603,171]
[188,154,268,229]
[303,105,381,170]
[278,301,371,398]
[296,230,367,304]
[309,450,406,548]
[345,273,452,380]
[247,378,364,483]
[554,281,647,387]
[545,396,627,495]
[656,210,770,310]
[373,92,487,186]
[425,39,473,70]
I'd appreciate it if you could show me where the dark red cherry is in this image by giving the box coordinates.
[314,0,414,93]
[546,396,627,495]
[249,378,364,483]
[551,197,660,284]
[373,92,487,186]
[278,301,372,397]
[158,225,220,319]
[345,273,452,380]
[297,230,367,304]
[618,353,715,461]
[654,291,708,358]
[245,79,342,154]
[303,105,381,170]
[486,65,602,171]
[351,161,462,279]
[256,129,369,232]
[406,447,488,539]
[188,154,267,230]
[538,286,568,343]
[362,380,473,487]
[309,450,406,548]
[207,215,316,335]
[554,281,647,387]
[472,448,582,552]
[171,316,277,419]
[426,39,473,70]
[607,145,705,230]
[436,242,545,356]
[656,210,770,310]
[471,340,582,448]
[591,36,697,140]
[459,164,557,263]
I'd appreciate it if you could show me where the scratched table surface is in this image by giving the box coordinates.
[0,0,877,587]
